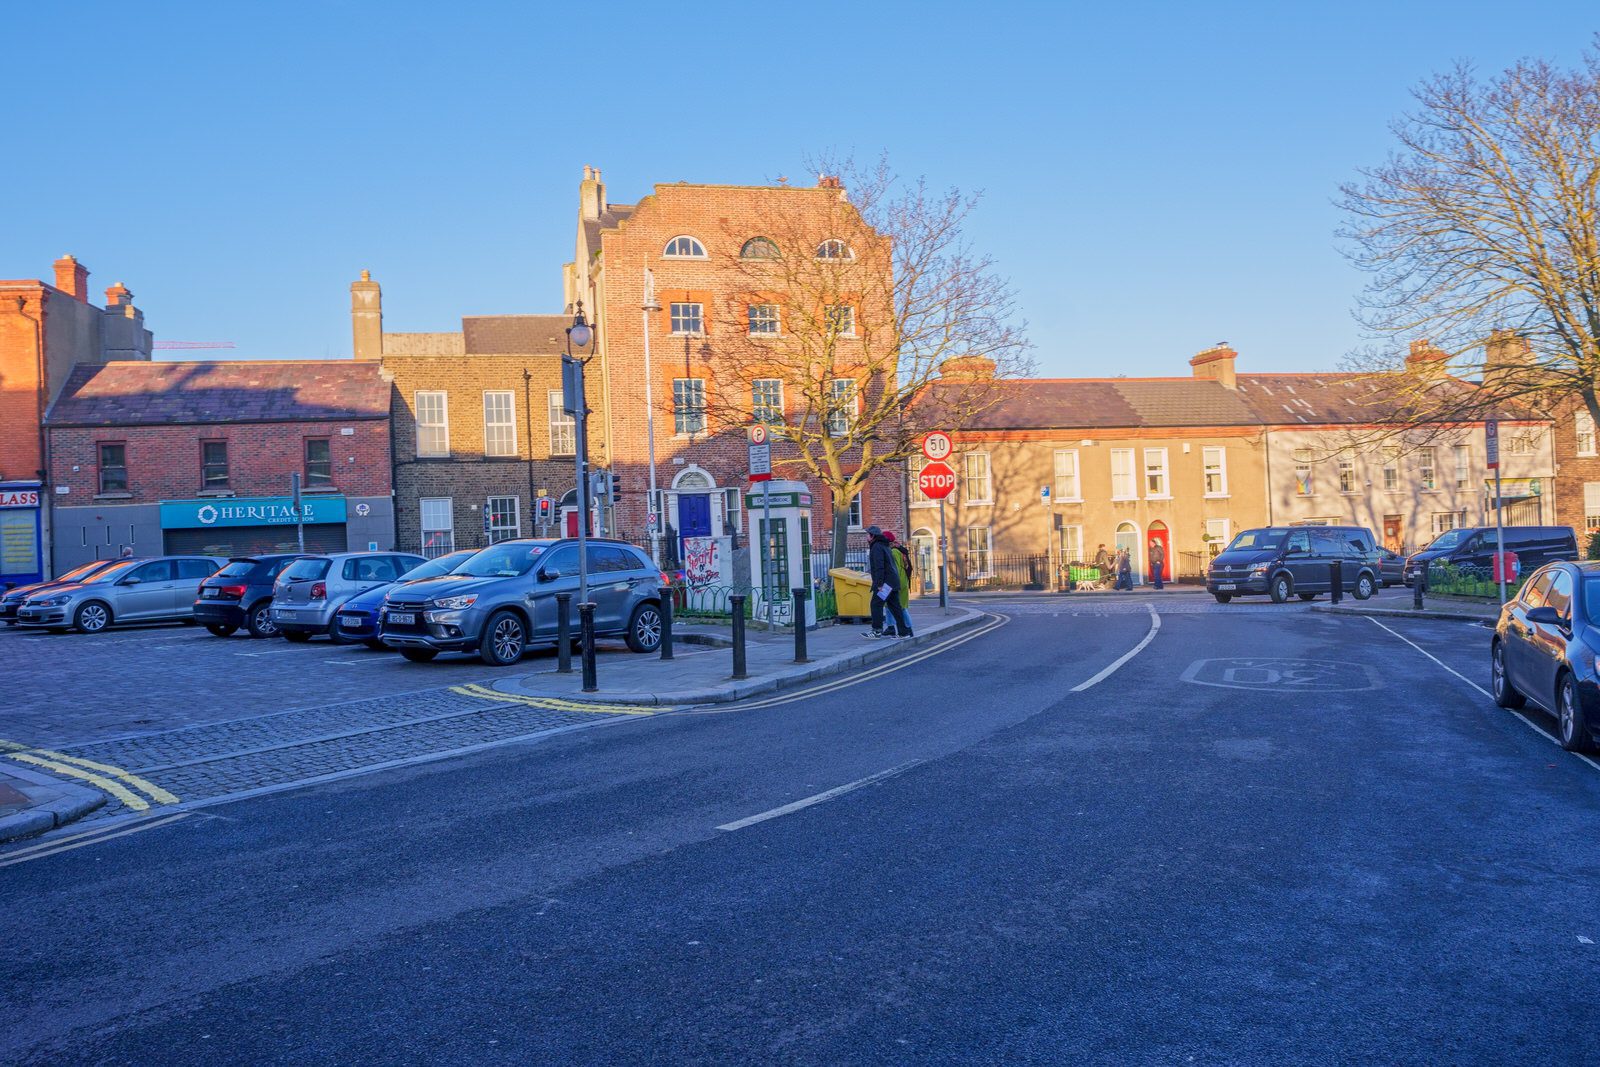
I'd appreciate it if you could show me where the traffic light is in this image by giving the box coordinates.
[536,496,553,524]
[610,473,621,505]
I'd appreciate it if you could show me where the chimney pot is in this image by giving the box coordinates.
[52,254,90,302]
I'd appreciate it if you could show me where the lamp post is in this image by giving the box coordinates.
[521,367,536,537]
[563,303,597,607]
[642,268,662,564]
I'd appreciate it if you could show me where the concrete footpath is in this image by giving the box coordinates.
[1313,593,1500,624]
[494,603,990,706]
[0,762,105,845]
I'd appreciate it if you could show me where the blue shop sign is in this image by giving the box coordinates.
[160,495,347,529]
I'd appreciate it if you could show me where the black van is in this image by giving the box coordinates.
[1403,525,1576,585]
[1207,525,1383,604]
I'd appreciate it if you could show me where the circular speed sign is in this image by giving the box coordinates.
[922,432,953,461]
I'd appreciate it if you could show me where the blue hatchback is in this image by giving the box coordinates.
[332,549,478,648]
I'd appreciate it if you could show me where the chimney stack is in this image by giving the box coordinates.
[53,254,89,302]
[1189,342,1238,389]
[580,165,607,221]
[1405,338,1450,376]
[104,281,132,308]
[350,269,382,361]
[939,354,996,381]
[818,174,842,189]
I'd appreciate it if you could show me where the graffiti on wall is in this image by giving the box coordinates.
[683,537,722,590]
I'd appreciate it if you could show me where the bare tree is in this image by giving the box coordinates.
[1338,42,1600,431]
[705,157,1031,564]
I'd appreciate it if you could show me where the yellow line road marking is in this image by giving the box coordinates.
[450,683,656,716]
[0,813,190,868]
[4,753,151,811]
[22,749,178,804]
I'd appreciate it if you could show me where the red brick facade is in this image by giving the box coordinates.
[1550,395,1600,548]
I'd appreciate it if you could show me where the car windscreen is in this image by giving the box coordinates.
[1225,529,1285,551]
[456,543,547,578]
[400,553,474,581]
[84,560,140,584]
[1423,529,1472,552]
[57,560,111,582]
[216,560,261,578]
[281,558,332,582]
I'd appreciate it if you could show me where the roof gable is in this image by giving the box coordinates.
[47,361,391,427]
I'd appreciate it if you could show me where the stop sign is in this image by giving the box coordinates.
[918,460,957,500]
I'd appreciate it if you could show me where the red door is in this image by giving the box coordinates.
[565,510,579,536]
[1147,521,1171,581]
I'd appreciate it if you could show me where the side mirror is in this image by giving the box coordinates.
[539,568,562,582]
[1526,605,1565,627]
[120,576,141,586]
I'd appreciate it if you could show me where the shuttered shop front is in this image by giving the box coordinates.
[159,496,349,558]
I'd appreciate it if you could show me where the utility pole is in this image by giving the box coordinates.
[642,268,662,564]
[522,367,536,536]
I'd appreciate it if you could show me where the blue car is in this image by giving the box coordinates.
[331,549,478,648]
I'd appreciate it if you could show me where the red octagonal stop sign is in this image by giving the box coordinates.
[918,460,957,500]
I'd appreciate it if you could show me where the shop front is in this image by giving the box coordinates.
[160,495,351,557]
[0,482,45,589]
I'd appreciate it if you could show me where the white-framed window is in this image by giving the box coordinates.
[1110,448,1136,500]
[1059,523,1084,564]
[1382,447,1400,491]
[748,304,780,336]
[826,304,856,337]
[1293,448,1314,496]
[486,495,520,542]
[740,236,779,260]
[548,390,575,455]
[415,391,449,458]
[420,497,454,557]
[1454,444,1471,489]
[965,526,993,577]
[663,235,707,258]
[847,492,864,529]
[1203,446,1228,497]
[1053,449,1081,501]
[1205,518,1231,560]
[1432,511,1462,535]
[1143,448,1169,498]
[909,455,933,507]
[1418,447,1437,490]
[1585,482,1600,531]
[752,379,783,424]
[723,488,742,534]
[816,239,854,261]
[670,302,704,336]
[483,391,516,457]
[1337,456,1356,494]
[1507,430,1537,455]
[963,452,992,504]
[673,378,706,435]
[826,378,857,436]
[1578,412,1597,457]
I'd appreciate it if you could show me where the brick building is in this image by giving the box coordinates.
[564,168,906,565]
[353,273,592,557]
[0,255,151,584]
[45,360,394,570]
[1550,395,1600,547]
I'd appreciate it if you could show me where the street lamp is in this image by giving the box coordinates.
[564,302,599,691]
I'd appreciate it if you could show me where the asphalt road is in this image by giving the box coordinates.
[4,597,1599,1064]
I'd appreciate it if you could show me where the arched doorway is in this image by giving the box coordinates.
[1115,521,1141,585]
[1147,520,1171,583]
[910,527,937,596]
[671,467,716,560]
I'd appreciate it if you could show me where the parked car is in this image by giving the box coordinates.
[379,538,667,666]
[1206,525,1382,604]
[1490,560,1600,752]
[271,551,426,642]
[2,558,127,625]
[1405,525,1577,586]
[193,554,310,638]
[15,556,225,633]
[332,549,478,649]
[1378,548,1406,587]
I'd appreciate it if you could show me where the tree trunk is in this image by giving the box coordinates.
[831,506,852,568]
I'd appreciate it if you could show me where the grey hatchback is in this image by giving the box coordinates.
[271,551,425,641]
[16,556,225,633]
[379,538,667,666]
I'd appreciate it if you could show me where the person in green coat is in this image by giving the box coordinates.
[884,531,914,635]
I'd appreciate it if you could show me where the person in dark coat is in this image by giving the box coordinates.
[865,525,913,638]
[1115,547,1133,591]
[1148,538,1166,590]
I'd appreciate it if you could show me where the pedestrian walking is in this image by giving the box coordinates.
[1148,538,1165,590]
[864,526,913,638]
[1115,547,1133,591]
[884,532,915,637]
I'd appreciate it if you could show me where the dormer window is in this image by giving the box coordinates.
[740,236,780,260]
[815,238,854,261]
[663,235,707,259]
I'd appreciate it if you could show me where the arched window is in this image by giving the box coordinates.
[815,238,854,261]
[740,236,780,260]
[663,235,707,258]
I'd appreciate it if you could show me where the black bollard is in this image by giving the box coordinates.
[658,585,674,661]
[729,594,747,679]
[1330,560,1343,605]
[792,587,809,663]
[1413,567,1426,610]
[555,592,573,674]
[579,602,597,692]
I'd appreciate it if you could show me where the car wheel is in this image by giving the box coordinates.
[626,602,663,653]
[1491,640,1526,710]
[327,627,355,645]
[1213,593,1232,604]
[246,602,278,638]
[1269,574,1292,604]
[1354,573,1377,600]
[205,623,237,638]
[1298,592,1318,602]
[282,630,313,643]
[401,648,438,663]
[363,639,388,651]
[73,601,111,634]
[480,610,527,666]
[1557,673,1593,752]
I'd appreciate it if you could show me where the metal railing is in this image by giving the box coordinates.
[1423,561,1526,600]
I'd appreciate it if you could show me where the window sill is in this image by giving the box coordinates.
[910,500,937,508]
[197,489,234,497]
[302,486,338,494]
[1145,494,1173,501]
[964,501,994,507]
[416,454,452,461]
[1054,497,1084,505]
[1203,493,1230,500]
[93,492,133,500]
[1110,496,1138,503]
[669,332,706,339]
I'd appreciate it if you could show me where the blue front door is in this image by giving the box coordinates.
[678,493,712,557]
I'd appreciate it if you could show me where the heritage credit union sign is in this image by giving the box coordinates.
[159,495,347,529]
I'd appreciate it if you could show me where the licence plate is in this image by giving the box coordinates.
[204,588,220,597]
[387,612,415,625]
[1217,583,1237,590]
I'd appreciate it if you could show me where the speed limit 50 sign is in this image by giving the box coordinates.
[922,431,952,462]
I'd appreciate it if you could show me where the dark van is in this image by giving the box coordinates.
[1404,525,1576,586]
[1207,525,1382,604]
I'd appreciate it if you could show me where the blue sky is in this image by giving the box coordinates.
[4,2,1593,376]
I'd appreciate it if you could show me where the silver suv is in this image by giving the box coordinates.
[379,538,666,666]
[16,555,225,633]
[272,551,424,641]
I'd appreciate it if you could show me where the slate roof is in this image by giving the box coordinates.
[583,203,636,251]
[461,315,571,355]
[938,377,1260,430]
[47,361,391,427]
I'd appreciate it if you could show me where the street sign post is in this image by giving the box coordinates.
[1488,420,1505,604]
[747,424,772,482]
[290,472,304,553]
[918,456,956,610]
